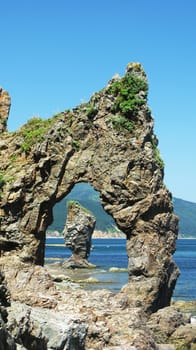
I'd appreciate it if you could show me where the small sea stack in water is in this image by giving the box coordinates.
[63,200,96,268]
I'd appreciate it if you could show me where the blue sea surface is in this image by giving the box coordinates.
[173,239,196,301]
[45,238,196,300]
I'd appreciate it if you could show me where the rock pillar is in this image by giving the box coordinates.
[63,201,96,268]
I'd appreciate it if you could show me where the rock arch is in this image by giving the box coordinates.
[48,181,117,235]
[0,63,179,311]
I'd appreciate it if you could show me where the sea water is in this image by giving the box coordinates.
[45,238,196,300]
[173,239,196,301]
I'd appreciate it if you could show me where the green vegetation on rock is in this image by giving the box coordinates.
[0,173,6,197]
[110,115,135,132]
[19,116,60,152]
[72,139,80,150]
[86,105,98,119]
[0,173,6,188]
[67,199,94,216]
[153,145,164,170]
[0,172,14,197]
[108,74,148,118]
[151,137,165,170]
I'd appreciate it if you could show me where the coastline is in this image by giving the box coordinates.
[178,236,196,239]
[46,230,126,239]
[46,231,196,240]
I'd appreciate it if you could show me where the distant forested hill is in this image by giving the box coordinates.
[48,182,196,238]
[173,197,196,238]
[48,182,116,233]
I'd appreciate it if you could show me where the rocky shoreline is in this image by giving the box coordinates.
[0,263,195,349]
[1,232,195,349]
[92,230,125,239]
[46,230,126,239]
[47,231,196,239]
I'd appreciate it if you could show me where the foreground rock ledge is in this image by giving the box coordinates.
[1,265,196,349]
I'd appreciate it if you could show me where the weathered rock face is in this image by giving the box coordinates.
[63,201,96,268]
[0,270,10,310]
[0,270,16,349]
[0,262,195,350]
[0,87,11,133]
[7,301,87,350]
[0,62,179,312]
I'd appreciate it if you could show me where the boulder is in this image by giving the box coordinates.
[7,302,87,350]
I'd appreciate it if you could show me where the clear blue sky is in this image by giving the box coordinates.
[1,0,195,202]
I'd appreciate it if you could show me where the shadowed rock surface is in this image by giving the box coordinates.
[0,270,16,349]
[0,62,193,349]
[63,201,96,268]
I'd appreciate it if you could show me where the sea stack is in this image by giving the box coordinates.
[63,201,96,268]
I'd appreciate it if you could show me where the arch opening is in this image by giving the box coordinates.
[45,182,128,293]
[47,181,118,235]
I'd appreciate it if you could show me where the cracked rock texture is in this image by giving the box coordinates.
[0,63,178,310]
[0,62,191,349]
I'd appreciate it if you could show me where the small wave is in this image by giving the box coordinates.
[45,257,64,261]
[109,267,128,272]
[46,244,64,247]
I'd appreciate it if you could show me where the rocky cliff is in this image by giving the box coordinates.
[0,63,192,349]
[0,62,179,311]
